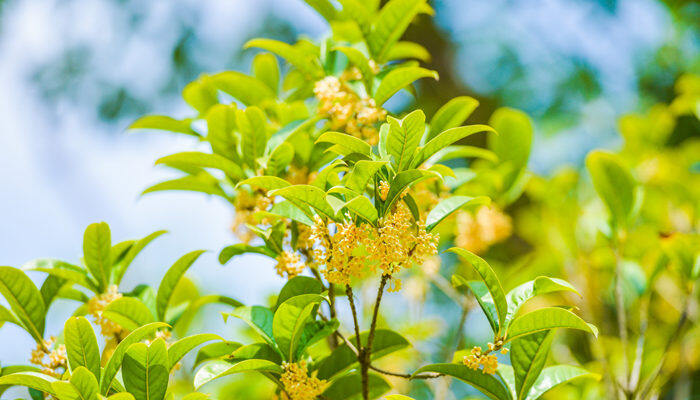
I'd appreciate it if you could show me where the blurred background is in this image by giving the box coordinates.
[0,0,697,391]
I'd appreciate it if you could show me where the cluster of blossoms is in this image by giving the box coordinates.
[30,336,67,378]
[87,284,124,339]
[279,361,326,400]
[462,341,508,375]
[455,205,512,254]
[231,190,272,243]
[274,251,306,279]
[286,165,318,186]
[309,202,438,288]
[313,76,386,145]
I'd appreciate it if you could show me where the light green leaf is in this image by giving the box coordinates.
[322,372,391,400]
[505,277,581,328]
[314,329,410,380]
[252,53,280,94]
[342,195,378,225]
[182,77,218,114]
[0,304,19,328]
[427,96,480,141]
[316,131,372,156]
[229,342,282,364]
[82,222,112,291]
[23,262,98,293]
[425,195,490,231]
[385,41,430,62]
[384,396,416,400]
[219,244,276,265]
[156,152,244,181]
[524,366,599,400]
[386,110,425,171]
[506,308,598,342]
[103,297,156,332]
[585,150,638,230]
[209,71,275,106]
[122,340,169,400]
[414,125,496,167]
[412,364,510,400]
[156,250,206,321]
[237,106,269,168]
[497,364,517,400]
[194,360,283,390]
[194,341,243,367]
[167,334,221,372]
[452,277,498,333]
[237,176,291,192]
[434,145,498,163]
[100,322,169,394]
[142,175,229,199]
[373,67,438,105]
[267,142,295,176]
[511,330,554,400]
[270,185,337,220]
[128,115,197,137]
[344,160,388,193]
[245,39,323,79]
[0,372,57,396]
[489,108,533,194]
[273,294,324,361]
[64,317,101,379]
[334,46,374,92]
[447,248,507,334]
[205,103,239,160]
[274,276,324,311]
[69,367,99,400]
[226,306,277,349]
[367,0,427,61]
[0,266,46,342]
[383,169,437,212]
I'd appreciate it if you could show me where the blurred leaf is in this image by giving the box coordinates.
[128,115,198,137]
[426,195,490,231]
[245,39,323,79]
[252,53,280,95]
[210,71,275,106]
[322,372,390,400]
[156,152,244,181]
[585,150,638,230]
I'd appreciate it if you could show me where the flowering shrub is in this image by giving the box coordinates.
[1,1,698,400]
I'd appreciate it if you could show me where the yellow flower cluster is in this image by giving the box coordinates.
[287,165,318,185]
[378,180,390,201]
[30,336,67,378]
[275,251,306,278]
[310,204,439,287]
[87,284,123,338]
[232,190,272,243]
[313,76,386,145]
[455,205,512,254]
[462,342,508,375]
[280,361,325,400]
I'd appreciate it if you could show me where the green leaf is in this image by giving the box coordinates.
[384,396,416,400]
[128,115,197,137]
[506,308,598,342]
[425,195,490,231]
[174,295,242,335]
[273,294,325,361]
[342,195,378,225]
[69,366,100,400]
[447,248,507,335]
[102,297,156,332]
[205,103,239,160]
[385,41,430,62]
[344,160,388,193]
[434,145,498,163]
[488,108,533,193]
[0,304,19,328]
[511,330,555,400]
[316,131,371,156]
[113,230,167,285]
[452,277,499,334]
[274,276,324,311]
[219,244,276,265]
[237,106,269,168]
[156,250,206,321]
[585,150,638,230]
[237,176,291,193]
[122,339,169,400]
[267,142,295,176]
[270,185,337,220]
[229,342,282,364]
[383,169,437,212]
[245,39,323,79]
[505,277,581,328]
[167,334,221,372]
[386,110,425,171]
[194,341,243,367]
[497,364,517,400]
[182,77,218,114]
[524,366,599,400]
[142,175,229,199]
[0,372,57,396]
[414,125,496,167]
[209,71,275,106]
[252,53,280,94]
[82,222,112,291]
[367,0,427,61]
[100,322,169,394]
[314,329,410,380]
[194,360,283,390]
[334,46,374,92]
[23,261,98,294]
[427,96,480,141]
[0,266,46,342]
[412,364,510,400]
[322,372,391,400]
[64,317,101,379]
[156,152,244,181]
[373,67,438,105]
[226,306,277,349]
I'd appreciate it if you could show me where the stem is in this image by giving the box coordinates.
[366,275,389,355]
[613,240,630,393]
[345,285,362,350]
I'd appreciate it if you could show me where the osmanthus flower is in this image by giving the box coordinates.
[454,204,512,254]
[87,284,124,339]
[279,361,327,400]
[29,336,67,378]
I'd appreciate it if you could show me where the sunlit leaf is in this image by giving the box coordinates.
[413,364,510,400]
